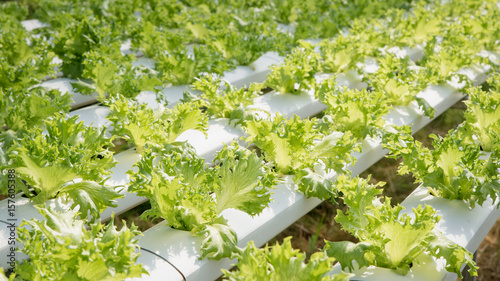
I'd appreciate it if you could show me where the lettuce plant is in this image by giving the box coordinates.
[316,78,390,141]
[462,76,500,152]
[186,74,263,123]
[223,237,352,281]
[13,207,146,281]
[128,142,276,260]
[6,114,120,221]
[383,125,500,208]
[106,94,207,154]
[264,42,321,94]
[325,175,477,277]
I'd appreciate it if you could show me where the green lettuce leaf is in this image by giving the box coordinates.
[72,50,161,102]
[129,142,276,260]
[295,166,335,200]
[366,53,433,117]
[383,125,499,207]
[323,241,375,272]
[0,87,72,135]
[418,21,487,85]
[223,237,352,281]
[156,46,228,85]
[319,35,364,74]
[245,114,319,174]
[326,176,476,276]
[187,74,262,121]
[106,94,207,153]
[246,114,357,200]
[428,230,478,278]
[60,181,122,222]
[14,207,146,281]
[317,78,390,141]
[7,114,119,220]
[264,41,320,94]
[213,144,276,215]
[0,16,55,91]
[197,220,238,260]
[463,79,500,152]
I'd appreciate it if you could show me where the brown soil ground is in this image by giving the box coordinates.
[477,217,500,281]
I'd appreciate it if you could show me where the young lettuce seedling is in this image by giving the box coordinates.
[106,94,207,154]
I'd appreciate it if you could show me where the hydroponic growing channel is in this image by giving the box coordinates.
[1,0,500,281]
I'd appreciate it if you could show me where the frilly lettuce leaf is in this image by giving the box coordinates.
[317,78,390,141]
[163,102,208,143]
[106,94,207,153]
[129,142,276,259]
[428,230,478,278]
[72,50,161,102]
[186,74,262,121]
[319,35,364,74]
[323,241,375,272]
[7,114,120,220]
[326,175,476,277]
[0,87,71,135]
[333,175,384,235]
[264,41,321,94]
[246,114,357,200]
[383,125,500,207]
[129,146,215,230]
[213,144,276,215]
[463,79,500,152]
[52,18,121,79]
[156,45,228,85]
[296,166,335,200]
[0,16,55,92]
[197,220,238,260]
[14,207,146,281]
[223,237,352,281]
[365,53,434,117]
[59,181,122,222]
[419,21,487,85]
[245,114,319,174]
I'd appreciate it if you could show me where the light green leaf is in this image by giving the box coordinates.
[324,241,374,272]
[16,152,77,203]
[428,230,478,278]
[77,259,110,280]
[214,145,272,215]
[225,237,349,281]
[60,181,122,222]
[198,222,238,260]
[296,168,335,200]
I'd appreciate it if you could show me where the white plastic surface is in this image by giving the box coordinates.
[20,19,47,31]
[41,78,98,109]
